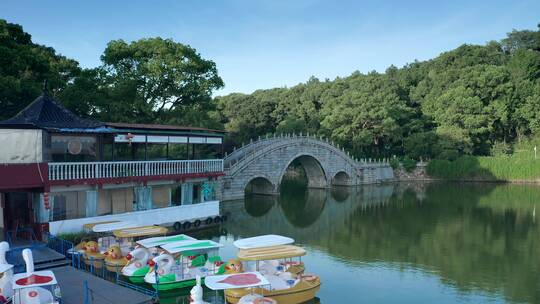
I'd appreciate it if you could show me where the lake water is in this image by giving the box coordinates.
[166,181,540,303]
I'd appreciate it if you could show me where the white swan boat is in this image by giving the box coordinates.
[121,234,195,283]
[12,249,61,304]
[144,239,224,291]
[0,242,13,303]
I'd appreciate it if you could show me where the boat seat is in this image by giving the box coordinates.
[262,274,299,291]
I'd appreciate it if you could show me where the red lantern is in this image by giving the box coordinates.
[125,133,135,146]
[43,192,50,210]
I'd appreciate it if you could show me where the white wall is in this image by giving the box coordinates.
[48,200,220,235]
[0,129,43,163]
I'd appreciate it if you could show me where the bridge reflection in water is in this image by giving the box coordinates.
[221,182,540,304]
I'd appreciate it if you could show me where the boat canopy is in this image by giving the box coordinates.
[83,221,120,232]
[161,240,223,254]
[113,226,168,238]
[237,245,306,261]
[205,272,269,290]
[92,221,137,233]
[13,270,58,289]
[233,235,294,249]
[136,234,196,248]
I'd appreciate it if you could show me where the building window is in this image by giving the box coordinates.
[51,135,97,162]
[171,184,182,206]
[193,184,201,204]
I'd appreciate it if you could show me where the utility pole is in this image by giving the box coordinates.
[535,145,537,159]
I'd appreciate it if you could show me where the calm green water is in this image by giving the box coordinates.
[167,182,540,303]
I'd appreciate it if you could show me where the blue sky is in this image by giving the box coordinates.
[1,0,539,95]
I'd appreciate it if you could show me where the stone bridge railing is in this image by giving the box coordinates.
[224,133,390,174]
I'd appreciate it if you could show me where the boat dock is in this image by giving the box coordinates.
[53,266,153,304]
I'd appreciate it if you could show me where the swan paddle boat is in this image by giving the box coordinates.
[121,234,195,283]
[224,235,320,304]
[144,239,225,291]
[0,242,13,304]
[189,275,209,304]
[12,249,61,304]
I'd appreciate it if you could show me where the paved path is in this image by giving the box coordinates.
[53,266,153,304]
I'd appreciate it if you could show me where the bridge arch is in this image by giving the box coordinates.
[278,153,327,189]
[332,171,351,186]
[244,176,276,196]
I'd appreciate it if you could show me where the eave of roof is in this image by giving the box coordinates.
[105,122,227,136]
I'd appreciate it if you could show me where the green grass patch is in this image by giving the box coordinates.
[56,231,88,244]
[427,155,540,181]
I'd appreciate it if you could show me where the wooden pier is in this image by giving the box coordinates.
[53,266,153,304]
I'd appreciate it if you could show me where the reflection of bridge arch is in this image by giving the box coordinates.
[223,184,397,240]
[220,135,394,200]
[244,194,277,217]
[280,188,327,228]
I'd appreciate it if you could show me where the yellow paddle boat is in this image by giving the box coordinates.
[224,235,321,304]
[233,235,305,275]
[82,241,105,269]
[104,245,128,273]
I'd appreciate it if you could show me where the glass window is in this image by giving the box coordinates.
[51,135,97,162]
[169,144,189,160]
[147,143,167,160]
[114,142,145,161]
[171,184,182,206]
[193,184,201,204]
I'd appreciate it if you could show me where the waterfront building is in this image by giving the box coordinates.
[0,89,225,237]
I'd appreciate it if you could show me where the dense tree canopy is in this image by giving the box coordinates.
[1,19,540,160]
[0,20,80,120]
[62,38,224,126]
[216,24,540,159]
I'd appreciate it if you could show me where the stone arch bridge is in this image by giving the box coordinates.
[218,134,394,201]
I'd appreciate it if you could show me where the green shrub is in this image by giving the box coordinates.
[401,157,417,172]
[389,157,400,170]
[491,141,512,156]
[57,231,88,244]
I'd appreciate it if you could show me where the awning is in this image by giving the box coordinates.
[237,245,306,261]
[136,234,196,248]
[161,240,223,254]
[233,235,295,249]
[113,226,168,238]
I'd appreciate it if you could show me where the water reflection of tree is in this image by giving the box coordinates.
[223,182,540,303]
[330,187,350,202]
[324,182,540,304]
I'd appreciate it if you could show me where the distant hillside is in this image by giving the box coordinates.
[214,24,540,160]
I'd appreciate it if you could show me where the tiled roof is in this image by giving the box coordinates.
[0,91,104,130]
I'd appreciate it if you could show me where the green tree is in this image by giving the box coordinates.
[83,38,224,124]
[0,19,80,120]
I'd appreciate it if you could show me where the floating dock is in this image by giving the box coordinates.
[53,266,153,304]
